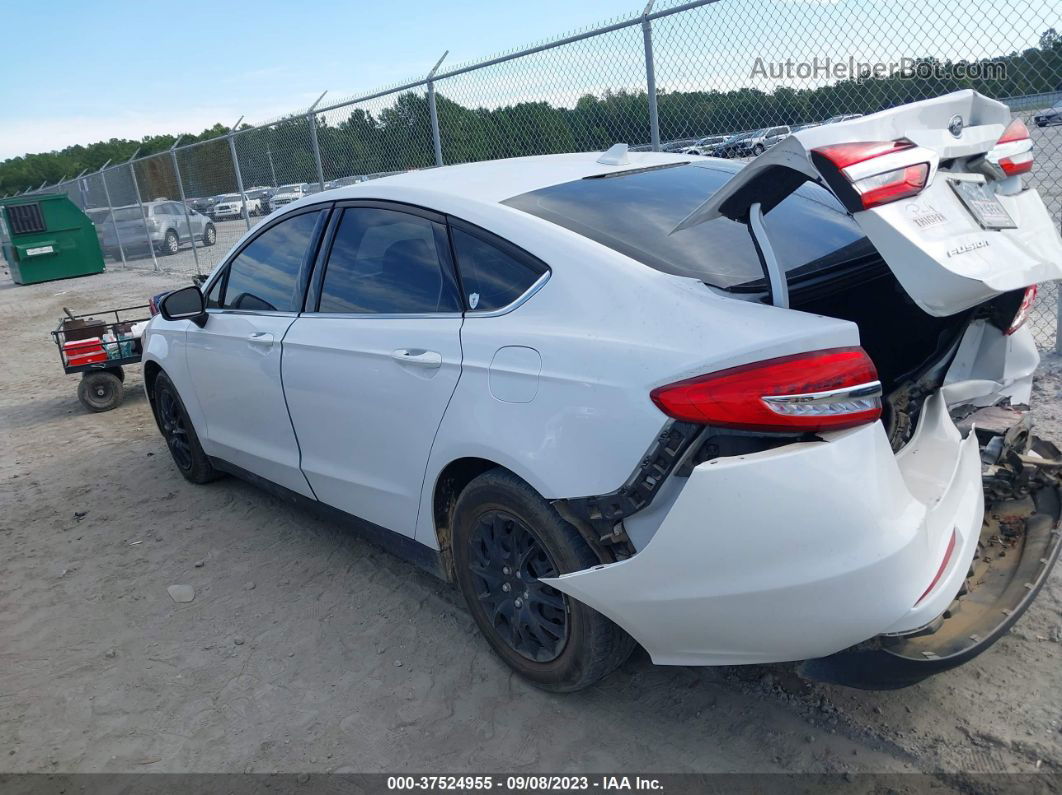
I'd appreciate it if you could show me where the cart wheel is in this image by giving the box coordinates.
[78,371,124,412]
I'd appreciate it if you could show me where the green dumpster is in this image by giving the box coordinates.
[0,194,105,285]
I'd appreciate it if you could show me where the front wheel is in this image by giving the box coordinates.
[152,372,220,484]
[452,469,634,692]
[202,224,216,246]
[752,143,765,155]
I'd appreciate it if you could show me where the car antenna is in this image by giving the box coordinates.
[597,144,629,166]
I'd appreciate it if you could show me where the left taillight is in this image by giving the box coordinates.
[811,138,929,210]
[650,347,882,433]
[1006,284,1038,335]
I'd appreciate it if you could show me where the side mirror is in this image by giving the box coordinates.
[160,285,207,327]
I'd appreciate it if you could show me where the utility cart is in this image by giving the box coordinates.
[51,305,151,412]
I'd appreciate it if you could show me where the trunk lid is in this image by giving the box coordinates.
[676,90,1062,317]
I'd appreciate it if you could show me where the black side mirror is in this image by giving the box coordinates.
[160,285,207,327]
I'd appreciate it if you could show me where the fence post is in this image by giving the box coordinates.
[227,117,251,231]
[98,160,127,268]
[307,91,328,192]
[427,51,448,167]
[127,149,159,272]
[642,1,661,152]
[1055,289,1062,355]
[170,138,201,275]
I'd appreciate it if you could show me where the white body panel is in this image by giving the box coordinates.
[282,315,463,535]
[184,311,312,497]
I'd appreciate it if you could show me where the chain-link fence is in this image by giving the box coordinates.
[7,0,1062,345]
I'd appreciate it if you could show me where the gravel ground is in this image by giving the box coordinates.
[0,268,1059,784]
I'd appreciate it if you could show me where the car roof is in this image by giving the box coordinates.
[318,151,695,207]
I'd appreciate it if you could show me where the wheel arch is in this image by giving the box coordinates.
[431,456,503,580]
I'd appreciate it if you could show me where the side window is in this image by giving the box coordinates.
[449,226,548,312]
[220,210,322,312]
[317,207,461,314]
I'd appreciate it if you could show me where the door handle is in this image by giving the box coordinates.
[248,331,274,347]
[391,348,442,368]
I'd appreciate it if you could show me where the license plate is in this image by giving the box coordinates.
[949,179,1016,230]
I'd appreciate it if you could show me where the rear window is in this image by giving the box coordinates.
[503,163,866,289]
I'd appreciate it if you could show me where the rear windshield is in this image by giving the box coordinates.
[503,162,868,289]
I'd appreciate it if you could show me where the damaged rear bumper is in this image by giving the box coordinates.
[800,415,1062,689]
[543,393,1060,687]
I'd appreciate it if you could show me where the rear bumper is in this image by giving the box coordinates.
[545,392,1056,682]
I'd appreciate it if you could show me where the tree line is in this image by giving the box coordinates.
[2,32,1060,199]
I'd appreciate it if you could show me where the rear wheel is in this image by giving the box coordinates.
[452,469,634,692]
[160,229,179,255]
[152,372,219,484]
[202,224,216,246]
[78,371,123,412]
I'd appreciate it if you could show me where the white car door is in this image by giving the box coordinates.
[188,206,328,496]
[282,203,464,535]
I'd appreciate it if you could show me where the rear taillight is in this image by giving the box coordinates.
[1006,284,1038,335]
[811,138,929,210]
[650,347,882,433]
[994,118,1033,176]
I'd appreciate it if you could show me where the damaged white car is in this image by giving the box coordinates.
[145,90,1062,692]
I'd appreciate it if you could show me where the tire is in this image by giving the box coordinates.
[452,469,635,692]
[152,371,220,484]
[78,371,124,412]
[160,229,179,256]
[202,224,217,246]
[752,144,765,155]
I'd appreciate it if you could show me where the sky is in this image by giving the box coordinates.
[0,0,638,160]
[0,0,1050,162]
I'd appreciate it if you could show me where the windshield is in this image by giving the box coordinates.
[277,184,301,193]
[503,162,867,290]
[218,194,241,203]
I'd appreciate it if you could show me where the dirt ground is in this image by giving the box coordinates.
[1,268,1059,784]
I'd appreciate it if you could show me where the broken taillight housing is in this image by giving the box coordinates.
[811,139,929,210]
[1006,284,1038,335]
[650,347,882,433]
[993,118,1033,177]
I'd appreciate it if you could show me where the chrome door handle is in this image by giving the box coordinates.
[391,349,442,368]
[248,331,274,346]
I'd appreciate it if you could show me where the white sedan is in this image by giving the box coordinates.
[145,90,1062,692]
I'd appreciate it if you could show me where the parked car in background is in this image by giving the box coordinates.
[1034,100,1062,127]
[680,135,728,155]
[145,91,1061,694]
[712,127,790,158]
[325,175,367,190]
[101,200,216,257]
[822,113,863,125]
[661,138,699,153]
[761,125,793,150]
[268,183,309,212]
[211,193,262,221]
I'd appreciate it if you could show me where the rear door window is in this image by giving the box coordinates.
[316,207,461,314]
[449,225,548,312]
[219,209,323,312]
